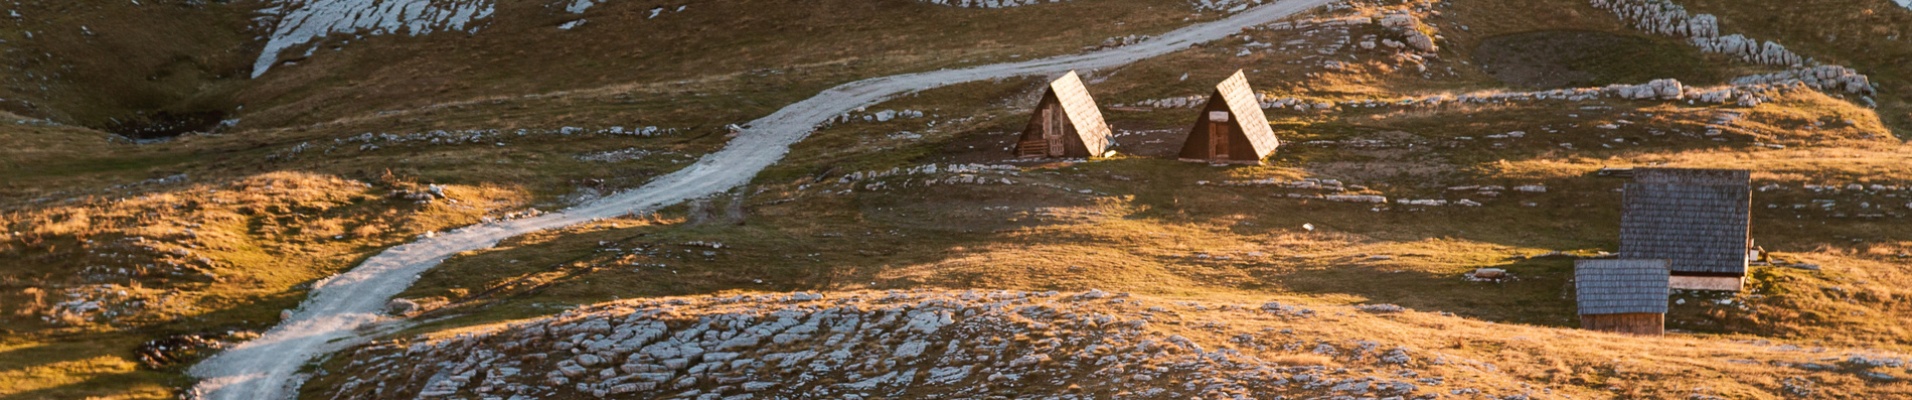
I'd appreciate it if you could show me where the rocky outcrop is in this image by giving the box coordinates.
[1377,11,1438,53]
[1732,65,1874,96]
[1589,0,1793,65]
[387,298,421,316]
[1589,0,1875,97]
[1119,77,1800,112]
[1689,34,1803,67]
[315,290,1496,399]
[1609,79,1685,101]
[926,0,1260,12]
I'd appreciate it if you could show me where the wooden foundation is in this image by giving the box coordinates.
[1669,275,1743,291]
[1580,313,1665,335]
[1018,99,1072,158]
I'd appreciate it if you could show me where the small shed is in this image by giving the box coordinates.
[1575,259,1671,335]
[1620,168,1752,291]
[1178,70,1279,165]
[1015,71,1113,159]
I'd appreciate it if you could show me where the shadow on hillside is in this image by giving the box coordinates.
[0,369,169,400]
[1250,257,1581,327]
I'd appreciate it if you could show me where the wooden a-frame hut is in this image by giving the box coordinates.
[1015,71,1113,159]
[1178,70,1279,165]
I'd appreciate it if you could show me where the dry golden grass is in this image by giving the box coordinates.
[315,289,1912,398]
[0,1,253,134]
[8,0,1912,397]
[0,170,536,399]
[0,170,528,324]
[0,337,177,399]
[232,0,1213,129]
[1668,0,1912,134]
[0,1,1245,394]
[378,18,1912,396]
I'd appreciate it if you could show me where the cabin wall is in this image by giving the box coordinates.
[1177,91,1269,164]
[1180,92,1247,162]
[1060,114,1089,157]
[1580,313,1665,335]
[1228,124,1260,162]
[1670,275,1744,291]
[1017,92,1092,158]
[1178,93,1223,160]
[1017,95,1056,142]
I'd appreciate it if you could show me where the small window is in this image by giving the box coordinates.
[1208,111,1230,122]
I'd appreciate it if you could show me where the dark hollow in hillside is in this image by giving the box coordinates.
[0,1,256,141]
[1473,30,1726,89]
[100,109,231,140]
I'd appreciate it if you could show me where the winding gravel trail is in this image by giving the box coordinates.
[187,1,1332,397]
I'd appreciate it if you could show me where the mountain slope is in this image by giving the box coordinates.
[3,0,1912,398]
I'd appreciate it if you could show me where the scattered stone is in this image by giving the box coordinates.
[1356,304,1407,313]
[1469,268,1509,281]
[387,298,420,316]
[313,291,1531,398]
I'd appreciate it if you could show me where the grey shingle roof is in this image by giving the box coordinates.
[1620,168,1751,275]
[1575,259,1671,315]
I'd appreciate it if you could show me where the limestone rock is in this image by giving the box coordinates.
[387,298,419,316]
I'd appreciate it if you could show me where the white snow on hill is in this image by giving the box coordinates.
[251,0,703,77]
[252,0,495,78]
[247,0,1266,79]
[566,0,601,13]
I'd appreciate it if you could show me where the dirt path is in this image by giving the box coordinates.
[187,1,1332,397]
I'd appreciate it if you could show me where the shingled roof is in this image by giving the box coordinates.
[1050,71,1113,155]
[1619,168,1751,275]
[1575,259,1671,315]
[1214,70,1279,158]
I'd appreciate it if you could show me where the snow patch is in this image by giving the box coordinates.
[253,0,495,78]
[565,0,599,13]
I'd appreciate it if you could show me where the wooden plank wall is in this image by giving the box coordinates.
[1581,313,1665,336]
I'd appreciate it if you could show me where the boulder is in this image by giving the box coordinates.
[387,298,420,316]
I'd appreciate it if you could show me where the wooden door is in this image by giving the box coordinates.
[1045,108,1066,157]
[1207,111,1231,159]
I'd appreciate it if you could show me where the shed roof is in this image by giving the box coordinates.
[1214,70,1279,158]
[1049,71,1113,154]
[1575,259,1671,315]
[1620,168,1751,275]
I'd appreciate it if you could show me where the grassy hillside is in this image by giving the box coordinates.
[310,290,1912,399]
[336,0,1912,397]
[231,0,1214,129]
[4,0,1912,398]
[0,0,255,138]
[0,1,1269,398]
[1672,0,1912,134]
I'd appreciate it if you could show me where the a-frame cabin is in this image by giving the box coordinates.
[1178,70,1279,165]
[1015,71,1114,159]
